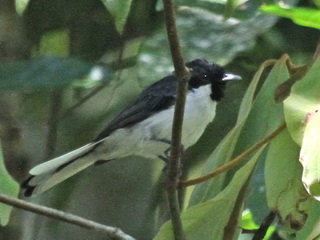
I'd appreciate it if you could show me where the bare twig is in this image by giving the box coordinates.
[58,82,108,120]
[0,194,135,240]
[162,0,190,239]
[180,123,286,188]
[59,41,126,121]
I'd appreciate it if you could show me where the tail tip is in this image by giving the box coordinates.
[21,175,36,197]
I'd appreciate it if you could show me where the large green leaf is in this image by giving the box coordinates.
[233,55,289,220]
[265,129,312,232]
[300,108,320,200]
[189,56,288,206]
[284,61,320,146]
[283,60,320,200]
[295,200,320,240]
[0,56,93,91]
[261,5,320,29]
[0,142,19,226]
[154,148,264,240]
[234,55,289,155]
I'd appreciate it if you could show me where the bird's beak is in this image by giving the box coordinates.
[222,74,242,81]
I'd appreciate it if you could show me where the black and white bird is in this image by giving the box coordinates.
[22,58,241,197]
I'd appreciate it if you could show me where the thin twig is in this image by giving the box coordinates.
[180,123,286,188]
[162,0,190,239]
[58,83,108,120]
[0,194,135,240]
[59,41,126,121]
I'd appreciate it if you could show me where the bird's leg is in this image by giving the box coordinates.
[164,144,185,159]
[153,138,185,163]
[150,138,171,163]
[161,144,185,178]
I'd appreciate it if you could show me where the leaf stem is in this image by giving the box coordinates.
[180,123,286,188]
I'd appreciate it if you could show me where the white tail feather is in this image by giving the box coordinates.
[29,144,94,175]
[23,143,98,197]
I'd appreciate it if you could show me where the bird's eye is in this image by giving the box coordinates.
[203,74,207,78]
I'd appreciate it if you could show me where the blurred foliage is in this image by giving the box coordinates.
[240,210,276,239]
[0,56,97,91]
[0,143,19,226]
[261,5,320,29]
[1,0,320,240]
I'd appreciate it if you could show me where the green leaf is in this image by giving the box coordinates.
[154,148,265,240]
[265,129,312,231]
[234,55,289,155]
[241,210,259,229]
[315,0,320,8]
[38,30,70,57]
[0,56,93,91]
[189,56,288,206]
[300,108,320,200]
[236,59,277,124]
[284,60,320,146]
[15,0,30,15]
[188,58,265,206]
[0,142,19,226]
[260,5,320,29]
[101,0,133,34]
[296,200,320,240]
[232,55,289,219]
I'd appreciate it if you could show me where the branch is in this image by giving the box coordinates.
[59,42,126,121]
[0,194,135,240]
[180,123,286,188]
[59,81,111,121]
[162,0,189,239]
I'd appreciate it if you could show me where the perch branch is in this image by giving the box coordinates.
[163,0,190,239]
[0,194,135,240]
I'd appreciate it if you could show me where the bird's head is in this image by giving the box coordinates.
[186,58,241,101]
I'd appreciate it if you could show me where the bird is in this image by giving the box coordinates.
[21,58,241,197]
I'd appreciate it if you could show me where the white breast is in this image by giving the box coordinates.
[182,85,217,146]
[135,85,217,158]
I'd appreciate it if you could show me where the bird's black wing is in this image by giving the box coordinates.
[94,76,177,142]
